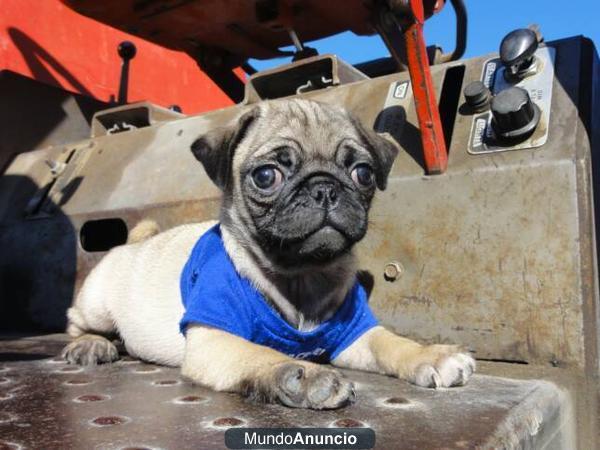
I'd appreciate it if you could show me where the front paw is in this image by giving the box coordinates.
[61,334,119,366]
[254,362,355,409]
[408,345,476,388]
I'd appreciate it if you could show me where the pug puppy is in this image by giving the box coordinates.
[62,99,475,409]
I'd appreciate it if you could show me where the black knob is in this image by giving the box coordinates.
[463,81,491,111]
[491,87,540,140]
[118,41,137,61]
[500,28,538,79]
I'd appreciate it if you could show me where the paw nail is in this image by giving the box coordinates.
[350,388,357,402]
[432,372,442,388]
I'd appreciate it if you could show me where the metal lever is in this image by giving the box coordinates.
[435,0,467,63]
[117,41,136,104]
[402,0,448,174]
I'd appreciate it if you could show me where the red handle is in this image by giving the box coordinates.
[404,0,448,174]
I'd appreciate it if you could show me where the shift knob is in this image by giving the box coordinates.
[500,28,538,79]
[491,86,540,140]
[118,41,137,61]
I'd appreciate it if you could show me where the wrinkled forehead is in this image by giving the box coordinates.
[242,100,360,158]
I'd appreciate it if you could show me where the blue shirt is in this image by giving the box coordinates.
[179,225,378,362]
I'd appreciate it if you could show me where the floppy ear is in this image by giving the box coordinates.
[191,107,259,190]
[352,118,399,190]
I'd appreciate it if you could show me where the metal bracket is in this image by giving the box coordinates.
[243,54,368,104]
[91,102,184,137]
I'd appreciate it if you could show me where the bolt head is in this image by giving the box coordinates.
[384,261,403,281]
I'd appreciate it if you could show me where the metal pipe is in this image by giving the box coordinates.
[437,0,467,63]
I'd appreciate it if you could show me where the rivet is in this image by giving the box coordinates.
[213,417,244,427]
[174,395,207,404]
[384,396,411,405]
[74,394,108,403]
[91,416,129,427]
[334,418,364,428]
[384,261,404,281]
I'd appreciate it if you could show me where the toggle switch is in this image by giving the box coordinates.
[500,28,539,80]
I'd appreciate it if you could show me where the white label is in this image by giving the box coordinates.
[483,62,497,88]
[393,81,409,99]
[472,118,487,147]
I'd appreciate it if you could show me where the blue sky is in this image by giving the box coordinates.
[251,0,599,71]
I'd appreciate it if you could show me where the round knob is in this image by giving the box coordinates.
[118,41,137,61]
[463,81,491,112]
[491,87,540,140]
[500,29,538,79]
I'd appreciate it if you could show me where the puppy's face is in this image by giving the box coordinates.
[192,99,398,269]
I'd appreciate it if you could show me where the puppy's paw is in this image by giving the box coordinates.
[264,362,355,409]
[408,345,476,388]
[61,334,119,366]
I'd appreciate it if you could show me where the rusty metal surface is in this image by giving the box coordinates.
[0,334,572,450]
[0,37,598,372]
[0,37,598,450]
[358,36,598,373]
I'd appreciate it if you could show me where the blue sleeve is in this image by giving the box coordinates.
[330,283,378,361]
[179,241,253,340]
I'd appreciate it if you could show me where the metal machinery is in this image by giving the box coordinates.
[0,0,599,448]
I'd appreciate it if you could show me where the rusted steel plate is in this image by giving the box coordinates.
[0,334,571,450]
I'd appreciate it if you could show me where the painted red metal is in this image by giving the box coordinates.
[404,0,448,174]
[61,0,378,61]
[0,0,235,114]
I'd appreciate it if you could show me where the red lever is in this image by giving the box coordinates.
[404,0,448,174]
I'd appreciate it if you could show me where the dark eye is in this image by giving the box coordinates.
[252,166,283,190]
[351,164,374,187]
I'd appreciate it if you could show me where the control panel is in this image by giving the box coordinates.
[466,28,556,154]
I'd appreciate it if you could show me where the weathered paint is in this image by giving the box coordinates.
[0,34,598,448]
[1,37,598,376]
[0,334,574,450]
[0,0,235,113]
